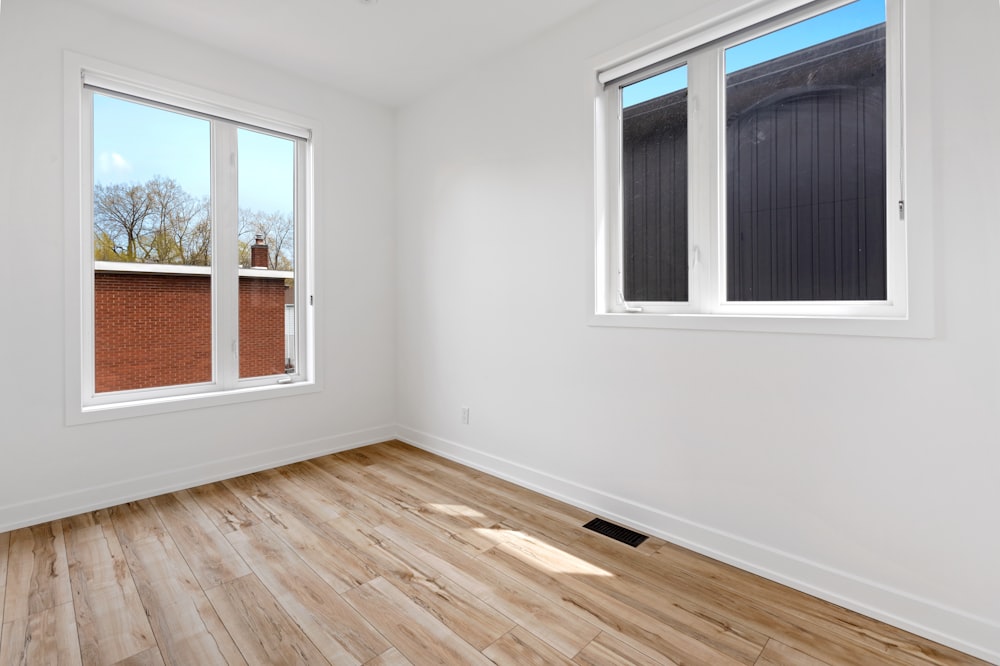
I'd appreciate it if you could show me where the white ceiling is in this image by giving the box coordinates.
[74,0,602,106]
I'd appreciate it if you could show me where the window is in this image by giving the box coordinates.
[594,0,931,336]
[66,57,316,420]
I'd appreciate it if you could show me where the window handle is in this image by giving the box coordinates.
[618,290,644,313]
[690,245,701,270]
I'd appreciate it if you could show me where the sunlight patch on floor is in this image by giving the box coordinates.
[424,503,486,518]
[474,527,614,577]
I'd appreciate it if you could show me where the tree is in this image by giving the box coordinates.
[95,177,292,270]
[93,176,210,265]
[147,176,211,265]
[93,182,154,262]
[238,209,294,270]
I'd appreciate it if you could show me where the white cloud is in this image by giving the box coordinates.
[97,151,133,178]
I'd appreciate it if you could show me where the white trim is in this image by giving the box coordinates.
[65,51,88,427]
[293,123,313,384]
[96,261,211,276]
[239,268,294,279]
[215,121,240,390]
[73,381,319,425]
[0,425,395,533]
[81,68,311,140]
[397,427,1000,664]
[597,0,857,84]
[93,262,292,280]
[588,311,926,338]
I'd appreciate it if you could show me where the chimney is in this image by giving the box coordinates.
[250,234,269,269]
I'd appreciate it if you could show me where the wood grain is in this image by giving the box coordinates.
[375,518,602,658]
[150,490,250,588]
[321,514,515,650]
[647,539,973,666]
[108,500,165,547]
[484,626,578,665]
[573,631,670,666]
[114,646,167,666]
[116,507,246,666]
[62,510,156,664]
[365,647,414,666]
[226,522,389,664]
[479,542,746,665]
[186,482,257,534]
[0,441,989,666]
[755,638,832,665]
[206,574,329,665]
[0,601,82,666]
[224,473,377,593]
[312,454,503,554]
[343,576,494,665]
[493,528,767,661]
[306,456,404,524]
[223,469,336,532]
[3,522,72,621]
[286,460,400,527]
[0,529,7,631]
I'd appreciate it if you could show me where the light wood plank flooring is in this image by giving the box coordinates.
[0,441,988,665]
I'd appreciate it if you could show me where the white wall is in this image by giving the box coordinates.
[1,0,997,659]
[396,0,1000,660]
[0,0,396,528]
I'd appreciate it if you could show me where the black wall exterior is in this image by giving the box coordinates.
[622,25,887,303]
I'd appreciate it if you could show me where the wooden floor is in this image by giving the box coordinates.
[0,442,988,665]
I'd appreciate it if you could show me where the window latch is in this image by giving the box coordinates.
[898,200,905,218]
[618,290,643,313]
[690,245,701,270]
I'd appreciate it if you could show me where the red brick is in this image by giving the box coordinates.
[94,271,287,393]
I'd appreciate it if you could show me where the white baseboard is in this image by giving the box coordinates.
[0,424,396,533]
[396,426,1000,664]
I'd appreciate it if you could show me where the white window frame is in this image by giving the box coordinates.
[592,0,934,337]
[64,53,319,424]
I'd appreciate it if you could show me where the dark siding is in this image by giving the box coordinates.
[726,25,887,301]
[622,89,688,302]
[621,25,886,303]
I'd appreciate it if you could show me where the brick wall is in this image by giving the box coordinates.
[238,276,287,378]
[94,271,286,393]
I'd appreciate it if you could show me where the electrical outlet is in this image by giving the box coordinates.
[461,406,470,424]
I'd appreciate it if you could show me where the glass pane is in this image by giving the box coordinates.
[237,128,296,379]
[621,64,688,302]
[725,0,887,301]
[92,94,212,392]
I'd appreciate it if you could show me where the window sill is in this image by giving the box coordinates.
[68,380,320,426]
[588,311,933,338]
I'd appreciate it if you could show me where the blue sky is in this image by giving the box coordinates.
[93,94,294,216]
[622,0,885,107]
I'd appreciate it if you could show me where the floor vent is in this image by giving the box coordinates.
[582,518,648,548]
